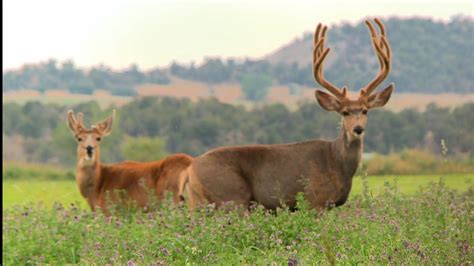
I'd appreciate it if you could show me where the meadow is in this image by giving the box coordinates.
[2,162,473,264]
[3,173,473,209]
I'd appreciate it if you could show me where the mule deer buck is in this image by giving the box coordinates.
[67,110,193,212]
[181,18,393,211]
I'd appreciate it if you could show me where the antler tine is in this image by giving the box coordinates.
[365,20,383,70]
[362,18,392,96]
[76,112,86,128]
[313,23,345,99]
[376,18,392,62]
[67,110,77,126]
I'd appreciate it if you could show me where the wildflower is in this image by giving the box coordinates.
[288,258,298,266]
[161,247,170,256]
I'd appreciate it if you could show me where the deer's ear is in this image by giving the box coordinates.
[95,110,115,136]
[367,83,394,109]
[315,90,341,111]
[67,110,79,134]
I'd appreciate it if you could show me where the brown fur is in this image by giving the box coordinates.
[182,18,393,211]
[182,126,361,211]
[67,110,193,212]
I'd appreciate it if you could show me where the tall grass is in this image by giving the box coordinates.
[3,180,473,264]
[362,149,474,175]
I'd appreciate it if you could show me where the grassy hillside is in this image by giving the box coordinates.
[266,16,474,93]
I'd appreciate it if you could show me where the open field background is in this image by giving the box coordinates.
[3,162,473,209]
[4,174,474,209]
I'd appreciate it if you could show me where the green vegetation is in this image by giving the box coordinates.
[240,73,273,101]
[3,180,86,209]
[3,179,472,264]
[4,174,473,209]
[122,136,168,162]
[3,162,473,208]
[3,162,74,181]
[3,99,474,165]
[4,16,473,94]
[362,149,474,175]
[3,61,168,96]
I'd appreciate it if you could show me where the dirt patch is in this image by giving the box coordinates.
[4,83,473,111]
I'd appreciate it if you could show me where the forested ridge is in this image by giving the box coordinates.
[3,16,473,95]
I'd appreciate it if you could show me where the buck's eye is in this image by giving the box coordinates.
[77,138,83,142]
[342,111,349,116]
[96,137,101,141]
[362,110,368,115]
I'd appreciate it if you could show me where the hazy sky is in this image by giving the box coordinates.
[3,0,473,71]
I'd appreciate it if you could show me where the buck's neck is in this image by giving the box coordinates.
[330,124,363,179]
[76,155,101,199]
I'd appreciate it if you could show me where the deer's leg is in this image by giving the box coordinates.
[186,168,208,211]
[96,194,110,215]
[188,167,251,210]
[86,197,96,212]
[304,178,338,211]
[128,184,150,210]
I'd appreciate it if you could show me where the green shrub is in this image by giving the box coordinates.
[2,162,73,181]
[121,136,168,162]
[363,149,474,175]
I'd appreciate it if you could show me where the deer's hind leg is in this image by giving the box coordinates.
[188,166,251,211]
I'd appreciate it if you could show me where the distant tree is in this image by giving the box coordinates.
[69,84,94,95]
[197,58,230,84]
[122,64,146,84]
[146,68,170,84]
[240,73,272,101]
[111,86,137,96]
[121,136,168,162]
[288,83,301,96]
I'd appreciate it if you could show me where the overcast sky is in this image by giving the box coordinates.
[3,0,473,71]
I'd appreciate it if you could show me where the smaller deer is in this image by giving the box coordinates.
[67,110,193,212]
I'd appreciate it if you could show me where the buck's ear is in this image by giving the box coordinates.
[67,110,78,134]
[315,90,341,111]
[95,110,115,136]
[367,83,394,109]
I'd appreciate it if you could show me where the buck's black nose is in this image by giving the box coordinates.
[86,146,94,155]
[353,126,364,135]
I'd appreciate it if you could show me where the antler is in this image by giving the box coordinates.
[67,110,86,133]
[361,18,392,96]
[313,23,347,99]
[76,112,85,128]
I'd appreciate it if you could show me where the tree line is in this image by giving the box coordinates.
[3,61,170,96]
[3,16,473,96]
[3,97,473,166]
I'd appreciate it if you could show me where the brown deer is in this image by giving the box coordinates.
[181,18,393,211]
[67,110,193,212]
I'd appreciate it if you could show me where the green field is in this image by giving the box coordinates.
[3,178,473,264]
[3,174,473,209]
[3,180,86,208]
[3,163,473,264]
